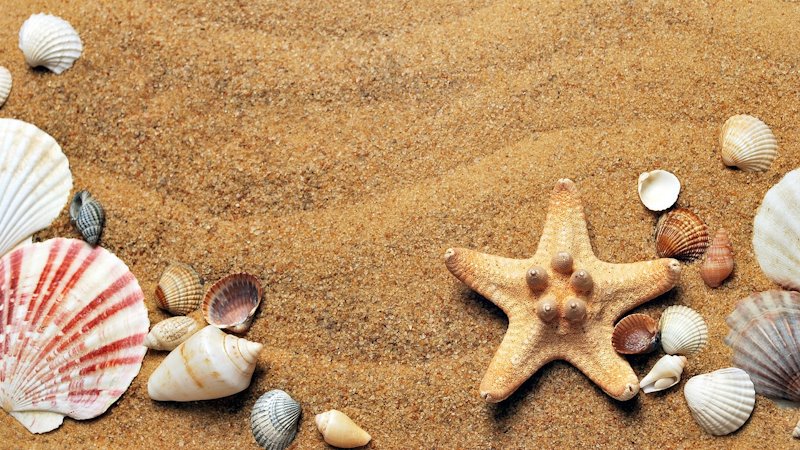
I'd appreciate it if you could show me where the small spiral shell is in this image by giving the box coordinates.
[701,228,734,288]
[69,190,105,245]
[144,315,202,351]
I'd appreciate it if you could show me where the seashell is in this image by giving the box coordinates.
[69,190,105,246]
[144,315,202,351]
[202,273,263,333]
[725,290,800,401]
[683,368,755,436]
[0,119,72,257]
[654,208,709,261]
[639,355,687,393]
[753,169,800,290]
[251,390,302,450]
[637,170,680,211]
[18,14,83,74]
[147,325,263,401]
[0,238,148,433]
[315,410,372,449]
[701,228,734,288]
[720,114,778,172]
[155,262,204,315]
[611,314,659,355]
[659,305,708,356]
[794,419,800,439]
[0,66,11,108]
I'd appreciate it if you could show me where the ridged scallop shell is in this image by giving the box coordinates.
[18,14,83,74]
[725,290,800,401]
[155,262,203,315]
[701,228,734,288]
[144,315,202,351]
[0,119,72,257]
[753,169,800,290]
[611,314,659,355]
[683,368,755,436]
[69,190,105,246]
[0,66,11,108]
[659,305,708,356]
[720,114,778,172]
[315,410,372,449]
[202,273,262,333]
[251,390,302,450]
[638,170,680,211]
[639,355,687,393]
[0,238,148,433]
[655,208,709,261]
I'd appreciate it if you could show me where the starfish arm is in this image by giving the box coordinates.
[566,339,640,401]
[534,179,594,260]
[593,258,681,321]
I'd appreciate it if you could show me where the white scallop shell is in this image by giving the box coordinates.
[0,119,73,257]
[0,66,11,108]
[639,355,687,394]
[251,390,302,450]
[0,238,149,433]
[637,170,680,211]
[659,305,708,356]
[315,409,372,449]
[753,169,800,290]
[19,13,83,74]
[794,418,800,439]
[144,315,202,351]
[720,114,778,172]
[683,368,755,436]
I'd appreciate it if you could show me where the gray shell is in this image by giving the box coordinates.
[70,190,105,245]
[251,390,302,450]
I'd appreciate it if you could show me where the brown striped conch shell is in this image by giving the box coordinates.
[683,368,755,436]
[202,272,262,333]
[655,208,709,261]
[144,315,203,351]
[315,410,372,448]
[639,355,686,393]
[155,262,204,315]
[701,228,734,288]
[611,314,659,355]
[720,114,778,172]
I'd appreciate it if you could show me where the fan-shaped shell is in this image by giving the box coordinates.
[144,315,202,351]
[0,66,11,108]
[315,409,372,448]
[638,170,680,211]
[701,228,734,288]
[683,368,755,436]
[611,314,659,355]
[659,305,708,356]
[18,14,83,74]
[155,262,203,315]
[753,169,800,290]
[639,355,687,393]
[0,238,148,433]
[0,119,72,257]
[655,208,709,261]
[251,390,302,450]
[202,273,263,333]
[720,114,778,172]
[69,190,105,246]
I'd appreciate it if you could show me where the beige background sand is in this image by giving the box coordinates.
[1,0,800,448]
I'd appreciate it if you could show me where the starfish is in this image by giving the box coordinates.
[444,179,681,402]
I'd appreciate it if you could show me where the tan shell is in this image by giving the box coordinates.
[611,314,659,355]
[720,114,778,172]
[155,262,203,315]
[202,272,262,333]
[315,410,371,448]
[655,208,709,261]
[701,228,734,288]
[144,315,202,351]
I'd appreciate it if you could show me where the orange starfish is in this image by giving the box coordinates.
[445,179,681,402]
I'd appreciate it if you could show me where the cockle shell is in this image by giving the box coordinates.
[69,190,105,246]
[202,273,263,333]
[18,14,83,74]
[639,355,687,393]
[638,170,680,211]
[251,390,302,450]
[655,208,709,261]
[155,262,203,315]
[611,314,659,355]
[725,290,800,401]
[753,169,800,290]
[144,315,202,351]
[0,119,72,257]
[147,325,263,401]
[720,114,778,172]
[701,228,734,288]
[659,305,708,356]
[0,238,148,433]
[683,368,755,436]
[315,410,372,449]
[0,66,11,107]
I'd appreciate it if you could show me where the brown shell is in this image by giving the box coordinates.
[612,314,659,355]
[202,272,263,333]
[655,208,710,261]
[155,262,204,315]
[701,228,734,288]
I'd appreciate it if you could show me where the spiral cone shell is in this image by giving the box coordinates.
[144,316,202,351]
[701,228,734,288]
[315,409,372,448]
[69,190,105,246]
[639,355,686,393]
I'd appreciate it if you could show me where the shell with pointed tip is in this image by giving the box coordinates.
[18,14,83,74]
[155,263,203,315]
[0,66,11,108]
[638,170,680,211]
[315,410,372,449]
[147,325,263,401]
[639,355,687,393]
[202,273,262,333]
[655,208,709,261]
[753,169,800,290]
[0,238,148,433]
[659,305,708,356]
[144,316,201,351]
[701,228,734,288]
[720,114,778,172]
[69,190,105,246]
[0,119,72,258]
[611,314,659,355]
[725,290,800,401]
[251,390,302,450]
[683,368,755,436]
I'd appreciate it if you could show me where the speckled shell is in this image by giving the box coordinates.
[611,314,659,355]
[701,228,734,288]
[753,169,800,290]
[639,355,687,394]
[315,410,372,449]
[659,305,708,356]
[202,273,262,333]
[0,66,11,108]
[655,208,709,261]
[144,315,202,351]
[725,290,800,401]
[155,263,204,315]
[69,190,105,246]
[18,14,83,74]
[251,390,302,450]
[683,368,755,436]
[720,114,778,172]
[638,170,680,211]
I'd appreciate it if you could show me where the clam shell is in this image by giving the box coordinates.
[639,355,687,393]
[155,262,204,315]
[0,66,11,107]
[144,315,202,351]
[659,305,708,356]
[69,190,105,246]
[720,114,778,172]
[18,14,83,74]
[611,314,659,355]
[794,419,800,439]
[315,409,372,449]
[683,368,755,436]
[0,238,148,433]
[655,208,709,261]
[251,390,302,450]
[753,169,800,290]
[701,228,734,288]
[637,170,680,211]
[202,273,263,333]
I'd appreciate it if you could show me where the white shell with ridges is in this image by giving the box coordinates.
[0,66,11,107]
[639,355,687,393]
[637,170,680,211]
[720,114,777,172]
[144,315,202,351]
[753,169,800,290]
[251,390,302,450]
[659,305,708,356]
[683,368,755,436]
[315,409,372,448]
[18,14,83,74]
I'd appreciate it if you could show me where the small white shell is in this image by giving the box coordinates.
[639,355,687,393]
[637,170,680,211]
[659,305,708,356]
[794,419,800,439]
[720,114,778,172]
[753,169,800,290]
[144,315,202,351]
[0,66,11,107]
[683,368,755,436]
[315,410,372,448]
[19,14,83,74]
[251,390,302,450]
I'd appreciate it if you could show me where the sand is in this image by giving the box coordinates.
[1,0,799,448]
